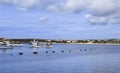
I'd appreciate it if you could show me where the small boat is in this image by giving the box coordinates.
[46,40,53,48]
[0,41,23,47]
[0,41,13,49]
[46,45,53,48]
[30,40,40,48]
[10,44,23,47]
[30,45,40,48]
[0,45,13,49]
[0,39,14,49]
[0,42,4,45]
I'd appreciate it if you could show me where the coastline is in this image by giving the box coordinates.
[53,43,120,46]
[1,38,120,46]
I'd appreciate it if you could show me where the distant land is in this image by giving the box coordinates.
[0,38,120,44]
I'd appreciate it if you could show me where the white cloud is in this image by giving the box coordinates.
[0,0,56,10]
[109,12,120,24]
[65,0,120,24]
[15,0,39,8]
[89,0,119,16]
[64,0,89,13]
[46,5,64,13]
[85,14,108,25]
[110,18,120,24]
[46,5,58,12]
[0,0,120,24]
[39,17,48,22]
[0,0,13,4]
[18,7,28,11]
[85,12,120,25]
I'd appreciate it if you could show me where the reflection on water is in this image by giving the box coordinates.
[0,49,7,54]
[0,48,13,54]
[0,44,120,73]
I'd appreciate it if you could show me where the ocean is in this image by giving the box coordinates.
[0,44,120,73]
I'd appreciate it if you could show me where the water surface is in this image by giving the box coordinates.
[0,44,120,73]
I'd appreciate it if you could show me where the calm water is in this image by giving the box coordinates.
[0,44,120,73]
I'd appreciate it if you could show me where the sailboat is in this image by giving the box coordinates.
[30,40,40,48]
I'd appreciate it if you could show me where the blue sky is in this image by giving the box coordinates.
[0,0,120,39]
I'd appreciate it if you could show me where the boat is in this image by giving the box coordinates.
[46,45,53,48]
[30,40,40,48]
[10,44,23,47]
[31,45,40,48]
[0,45,13,49]
[1,41,23,47]
[0,41,13,49]
[0,42,4,45]
[4,40,23,47]
[46,40,53,48]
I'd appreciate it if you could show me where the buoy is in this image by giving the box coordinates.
[45,51,48,53]
[10,54,13,56]
[80,49,82,51]
[33,52,38,54]
[19,52,23,55]
[61,50,64,53]
[84,49,87,51]
[52,51,55,53]
[90,49,92,51]
[69,50,71,52]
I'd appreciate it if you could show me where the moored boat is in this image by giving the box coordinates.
[10,44,23,47]
[46,40,53,48]
[0,40,14,49]
[0,45,13,49]
[30,40,40,48]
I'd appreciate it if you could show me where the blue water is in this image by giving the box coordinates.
[0,44,120,73]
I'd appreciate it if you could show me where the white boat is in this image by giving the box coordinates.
[30,40,40,48]
[2,40,23,47]
[0,42,4,45]
[4,41,11,46]
[46,45,53,48]
[0,41,13,49]
[0,45,13,49]
[10,44,23,47]
[30,45,40,48]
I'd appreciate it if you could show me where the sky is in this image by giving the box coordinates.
[0,0,120,39]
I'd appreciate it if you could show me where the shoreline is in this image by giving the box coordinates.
[53,43,120,45]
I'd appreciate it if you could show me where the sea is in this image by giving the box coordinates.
[0,44,120,73]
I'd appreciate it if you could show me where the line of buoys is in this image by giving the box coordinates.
[17,49,93,55]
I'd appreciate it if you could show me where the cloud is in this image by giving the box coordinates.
[0,0,120,24]
[0,0,119,14]
[89,0,119,16]
[64,0,88,13]
[109,13,120,24]
[63,0,120,24]
[39,17,48,22]
[85,12,120,25]
[0,0,56,11]
[85,14,108,25]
